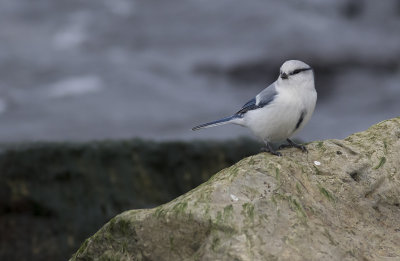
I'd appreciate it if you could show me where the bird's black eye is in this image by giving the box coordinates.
[289,67,312,75]
[291,69,301,75]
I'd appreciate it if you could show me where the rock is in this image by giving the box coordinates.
[0,138,259,261]
[71,117,400,261]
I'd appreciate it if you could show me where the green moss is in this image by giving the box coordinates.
[121,241,129,254]
[319,186,335,202]
[260,214,268,222]
[229,165,240,179]
[99,252,125,261]
[102,230,113,241]
[244,185,259,198]
[108,217,131,236]
[215,211,223,224]
[271,195,277,206]
[383,140,388,154]
[281,195,307,222]
[211,236,220,251]
[292,198,307,219]
[154,206,166,219]
[219,224,236,235]
[109,217,116,229]
[313,166,321,175]
[204,204,210,217]
[266,254,279,261]
[307,206,316,215]
[273,192,286,201]
[373,157,386,170]
[117,219,131,236]
[248,157,255,165]
[323,229,337,246]
[296,183,302,194]
[193,251,201,261]
[169,235,176,252]
[75,237,90,256]
[346,250,356,257]
[223,205,234,220]
[197,184,213,203]
[316,141,326,152]
[172,201,188,216]
[209,213,236,236]
[241,203,255,222]
[275,168,280,181]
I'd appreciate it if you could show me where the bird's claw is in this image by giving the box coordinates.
[278,144,290,150]
[260,147,282,157]
[279,143,308,153]
[299,145,308,153]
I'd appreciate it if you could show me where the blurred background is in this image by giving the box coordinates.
[0,0,399,143]
[0,0,399,260]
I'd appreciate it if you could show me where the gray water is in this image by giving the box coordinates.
[0,0,399,142]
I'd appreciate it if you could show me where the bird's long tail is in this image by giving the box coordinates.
[192,115,238,131]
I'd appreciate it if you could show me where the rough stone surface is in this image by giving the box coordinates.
[71,117,400,261]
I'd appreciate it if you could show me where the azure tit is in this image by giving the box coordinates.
[192,60,317,156]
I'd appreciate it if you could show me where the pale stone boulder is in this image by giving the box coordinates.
[71,117,400,261]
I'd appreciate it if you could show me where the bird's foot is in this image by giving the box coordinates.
[279,139,308,153]
[260,147,282,157]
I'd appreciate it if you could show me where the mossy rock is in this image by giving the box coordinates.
[71,117,400,260]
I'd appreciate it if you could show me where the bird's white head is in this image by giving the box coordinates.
[278,60,314,86]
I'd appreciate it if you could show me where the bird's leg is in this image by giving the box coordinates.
[279,139,307,152]
[261,141,282,157]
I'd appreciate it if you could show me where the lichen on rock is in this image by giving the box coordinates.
[71,117,400,261]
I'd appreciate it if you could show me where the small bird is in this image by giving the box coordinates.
[192,60,317,156]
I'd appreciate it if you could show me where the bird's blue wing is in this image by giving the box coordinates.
[258,83,278,107]
[236,97,257,115]
[235,83,277,116]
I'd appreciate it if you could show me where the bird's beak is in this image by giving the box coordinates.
[281,73,288,79]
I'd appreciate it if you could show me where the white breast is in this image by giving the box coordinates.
[243,83,316,142]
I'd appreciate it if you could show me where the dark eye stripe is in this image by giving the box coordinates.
[290,67,312,75]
